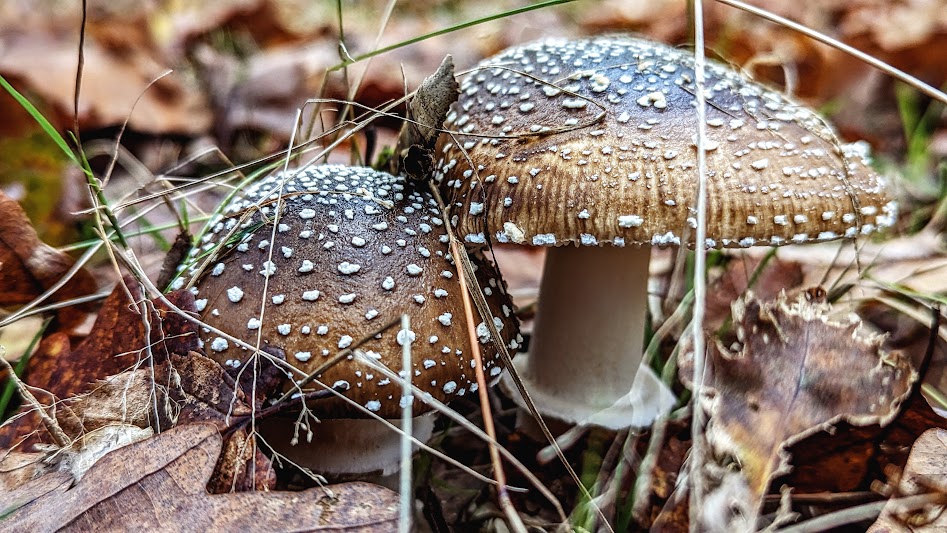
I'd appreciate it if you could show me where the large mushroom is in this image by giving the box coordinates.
[433,36,897,430]
[179,164,521,476]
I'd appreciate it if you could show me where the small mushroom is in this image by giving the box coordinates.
[434,36,897,430]
[181,164,521,475]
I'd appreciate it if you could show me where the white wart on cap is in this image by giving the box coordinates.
[181,165,520,421]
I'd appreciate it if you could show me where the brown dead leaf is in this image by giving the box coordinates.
[0,29,210,134]
[690,291,916,530]
[0,285,201,450]
[704,256,804,331]
[0,191,97,332]
[1,423,399,531]
[24,283,199,401]
[782,391,947,494]
[869,428,947,532]
[1,342,275,490]
[0,450,48,494]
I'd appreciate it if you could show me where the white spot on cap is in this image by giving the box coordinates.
[299,208,316,219]
[339,335,353,349]
[618,215,643,228]
[443,381,458,394]
[302,290,320,301]
[406,264,423,276]
[277,324,291,335]
[502,222,526,244]
[382,277,395,290]
[397,329,416,346]
[294,351,312,362]
[210,337,229,352]
[298,260,314,273]
[338,262,361,275]
[365,400,381,412]
[247,318,261,330]
[636,91,667,109]
[259,261,276,277]
[211,263,225,276]
[532,233,556,245]
[226,287,244,303]
[438,313,452,326]
[339,293,356,304]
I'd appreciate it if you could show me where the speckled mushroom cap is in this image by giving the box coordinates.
[179,165,521,419]
[434,36,897,248]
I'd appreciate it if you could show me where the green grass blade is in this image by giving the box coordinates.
[331,0,576,71]
[0,75,79,167]
[0,318,51,421]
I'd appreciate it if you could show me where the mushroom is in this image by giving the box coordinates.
[433,36,897,430]
[180,164,521,476]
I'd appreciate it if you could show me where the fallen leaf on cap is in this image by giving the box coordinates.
[868,428,947,532]
[0,191,96,332]
[1,423,400,531]
[689,291,916,531]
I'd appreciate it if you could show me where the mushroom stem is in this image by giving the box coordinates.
[503,245,675,430]
[260,413,435,479]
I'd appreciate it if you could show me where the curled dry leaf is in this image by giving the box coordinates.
[869,428,947,532]
[1,423,399,532]
[24,283,200,401]
[0,284,201,450]
[690,291,916,531]
[0,191,96,332]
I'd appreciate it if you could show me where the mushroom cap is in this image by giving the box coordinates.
[434,36,897,249]
[182,165,521,419]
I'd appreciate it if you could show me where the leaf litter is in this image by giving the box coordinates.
[675,290,916,530]
[4,0,947,530]
[1,423,399,532]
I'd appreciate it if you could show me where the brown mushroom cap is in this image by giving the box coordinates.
[180,165,521,419]
[434,35,897,248]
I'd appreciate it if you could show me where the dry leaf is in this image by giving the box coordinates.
[0,286,201,450]
[691,291,916,531]
[1,423,400,531]
[24,284,199,401]
[0,28,210,134]
[704,256,804,331]
[0,191,97,332]
[783,392,947,494]
[869,428,947,532]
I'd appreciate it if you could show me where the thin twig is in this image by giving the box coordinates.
[689,0,710,530]
[774,492,947,533]
[449,235,525,533]
[0,353,70,449]
[398,314,413,533]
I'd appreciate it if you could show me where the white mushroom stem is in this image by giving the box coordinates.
[260,413,435,479]
[502,245,676,430]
